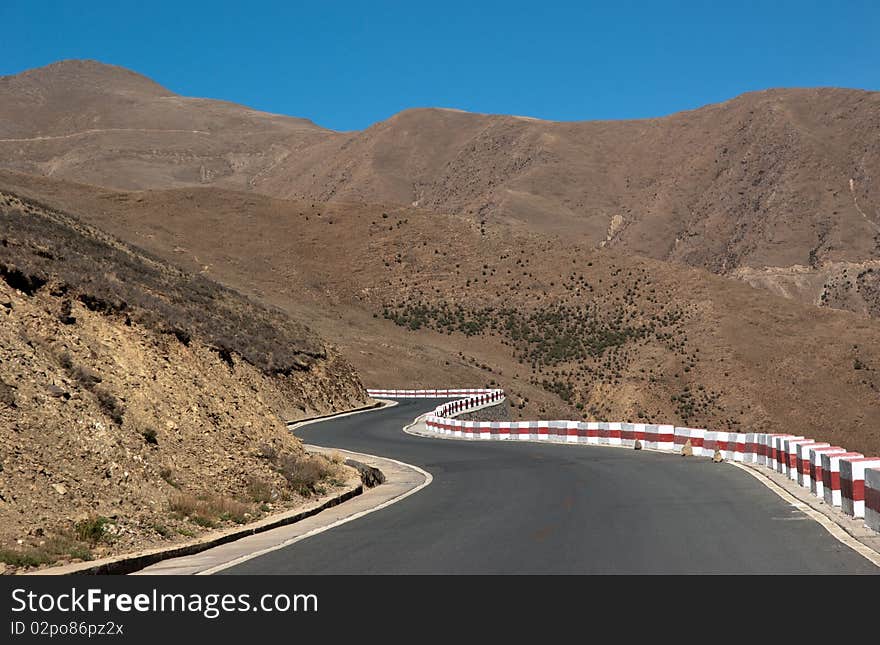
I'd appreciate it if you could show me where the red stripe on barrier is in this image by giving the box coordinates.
[867,481,880,514]
[841,479,865,502]
[826,472,841,491]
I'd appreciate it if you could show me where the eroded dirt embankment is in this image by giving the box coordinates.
[0,191,370,573]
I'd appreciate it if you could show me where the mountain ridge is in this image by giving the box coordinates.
[1,60,878,318]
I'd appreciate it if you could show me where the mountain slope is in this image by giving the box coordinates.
[0,59,334,191]
[0,186,367,571]
[2,61,878,317]
[256,89,880,270]
[5,172,878,458]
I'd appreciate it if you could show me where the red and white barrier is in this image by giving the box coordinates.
[866,468,880,533]
[822,452,864,507]
[376,387,880,538]
[839,457,880,518]
[563,421,581,443]
[775,435,804,475]
[674,427,706,456]
[711,431,746,462]
[754,433,769,466]
[620,423,640,448]
[784,438,817,482]
[796,442,829,489]
[743,433,758,464]
[644,424,675,451]
[765,434,786,471]
[810,446,846,498]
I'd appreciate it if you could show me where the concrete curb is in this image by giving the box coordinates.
[731,461,880,566]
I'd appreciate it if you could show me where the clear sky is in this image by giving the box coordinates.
[1,0,878,131]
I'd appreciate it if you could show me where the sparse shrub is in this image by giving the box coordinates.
[74,515,111,544]
[142,427,158,445]
[275,453,333,496]
[257,443,279,461]
[94,387,124,424]
[0,380,15,408]
[166,326,191,346]
[67,361,102,390]
[150,523,172,537]
[189,514,215,528]
[169,492,251,527]
[245,476,274,503]
[159,467,180,488]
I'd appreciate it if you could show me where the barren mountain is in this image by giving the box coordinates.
[4,171,878,458]
[0,186,367,571]
[2,61,878,317]
[0,59,330,191]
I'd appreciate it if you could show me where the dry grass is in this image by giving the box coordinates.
[274,452,346,497]
[0,533,92,567]
[245,476,274,503]
[168,493,252,528]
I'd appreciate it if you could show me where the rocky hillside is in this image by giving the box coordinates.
[6,174,877,458]
[0,189,368,572]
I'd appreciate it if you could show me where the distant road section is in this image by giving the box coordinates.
[223,399,877,574]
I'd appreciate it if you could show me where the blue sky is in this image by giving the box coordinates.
[2,1,878,131]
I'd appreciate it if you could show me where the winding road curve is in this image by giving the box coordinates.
[222,399,878,574]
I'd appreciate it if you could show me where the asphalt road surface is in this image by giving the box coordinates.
[223,400,878,574]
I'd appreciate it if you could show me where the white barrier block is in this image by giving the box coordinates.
[513,420,526,440]
[810,446,845,498]
[704,431,718,456]
[822,452,863,507]
[840,457,880,518]
[784,438,813,481]
[743,433,758,463]
[620,423,636,448]
[754,433,768,466]
[607,422,622,446]
[730,433,746,462]
[796,442,829,489]
[586,422,600,445]
[656,425,675,452]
